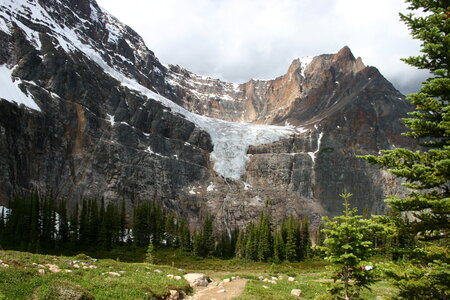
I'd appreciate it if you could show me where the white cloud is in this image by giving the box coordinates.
[96,0,428,94]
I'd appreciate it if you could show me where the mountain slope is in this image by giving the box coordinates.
[0,0,413,230]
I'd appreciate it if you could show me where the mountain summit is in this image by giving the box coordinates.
[0,0,412,230]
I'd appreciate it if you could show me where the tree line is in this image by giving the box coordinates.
[0,191,316,263]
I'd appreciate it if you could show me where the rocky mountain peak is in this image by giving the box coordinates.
[0,0,414,231]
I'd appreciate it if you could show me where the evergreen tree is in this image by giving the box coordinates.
[257,212,272,261]
[273,229,285,263]
[28,191,40,252]
[285,216,298,261]
[69,204,79,244]
[300,216,311,259]
[359,2,449,298]
[201,215,215,257]
[192,231,204,257]
[57,199,69,245]
[119,199,127,242]
[79,199,89,246]
[234,230,246,259]
[146,241,155,264]
[245,223,258,261]
[88,199,100,244]
[315,193,381,300]
[178,220,191,251]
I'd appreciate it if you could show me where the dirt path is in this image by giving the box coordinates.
[187,278,248,300]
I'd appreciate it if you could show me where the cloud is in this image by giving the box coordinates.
[96,0,429,94]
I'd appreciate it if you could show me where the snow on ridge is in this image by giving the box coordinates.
[299,56,314,78]
[0,0,300,180]
[0,65,41,111]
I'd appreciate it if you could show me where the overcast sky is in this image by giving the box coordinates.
[96,0,429,95]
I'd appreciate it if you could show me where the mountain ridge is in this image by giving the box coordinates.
[0,0,413,231]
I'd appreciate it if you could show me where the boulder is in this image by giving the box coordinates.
[183,273,210,287]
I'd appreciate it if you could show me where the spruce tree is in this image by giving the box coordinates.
[245,223,258,261]
[359,2,449,298]
[315,193,380,300]
[257,212,272,261]
[57,199,69,245]
[234,230,246,259]
[300,216,311,259]
[273,229,285,263]
[201,215,215,257]
[69,204,79,244]
[285,216,298,261]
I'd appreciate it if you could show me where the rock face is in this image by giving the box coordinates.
[0,0,413,231]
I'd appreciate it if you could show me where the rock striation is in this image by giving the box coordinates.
[0,0,413,231]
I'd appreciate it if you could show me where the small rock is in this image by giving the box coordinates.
[217,289,226,293]
[38,269,45,275]
[108,272,121,277]
[278,275,284,280]
[268,280,277,284]
[0,263,9,268]
[167,274,174,279]
[271,276,278,281]
[89,265,97,269]
[168,290,179,300]
[0,259,3,263]
[154,269,163,273]
[263,278,269,282]
[223,278,231,283]
[82,266,88,269]
[258,276,264,280]
[177,268,183,272]
[291,289,302,297]
[174,275,182,280]
[65,270,73,273]
[236,276,240,279]
[288,276,295,282]
[46,264,61,273]
[119,271,125,273]
[37,264,45,268]
[262,285,269,289]
[231,276,236,280]
[73,264,80,269]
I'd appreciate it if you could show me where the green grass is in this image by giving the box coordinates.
[0,250,189,299]
[0,249,398,299]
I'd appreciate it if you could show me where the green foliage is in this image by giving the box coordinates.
[359,0,449,242]
[315,193,382,299]
[359,1,449,298]
[146,242,154,264]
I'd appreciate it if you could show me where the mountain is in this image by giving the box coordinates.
[0,0,413,231]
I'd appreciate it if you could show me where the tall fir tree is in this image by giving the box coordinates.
[359,1,449,298]
[285,216,298,261]
[201,215,215,257]
[257,212,272,261]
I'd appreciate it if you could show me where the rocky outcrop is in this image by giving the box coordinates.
[0,0,413,231]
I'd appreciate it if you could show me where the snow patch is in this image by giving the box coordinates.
[299,56,314,78]
[243,182,252,190]
[207,183,215,192]
[0,65,41,111]
[0,206,10,217]
[107,114,115,126]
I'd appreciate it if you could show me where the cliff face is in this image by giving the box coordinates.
[0,0,413,230]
